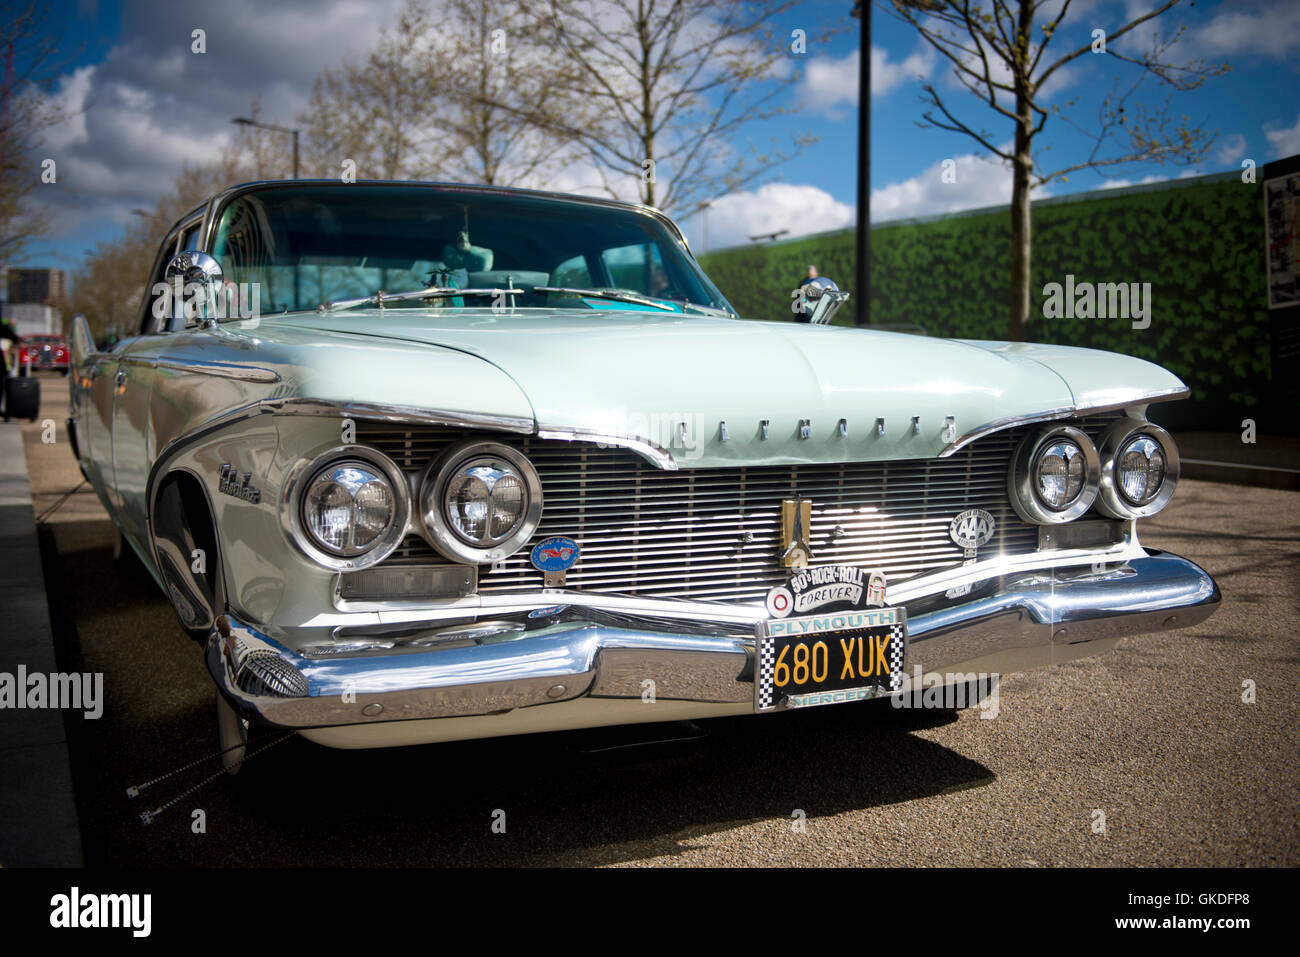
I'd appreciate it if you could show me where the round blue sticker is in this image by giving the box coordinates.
[530,536,580,572]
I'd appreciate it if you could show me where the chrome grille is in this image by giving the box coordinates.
[359,416,1120,605]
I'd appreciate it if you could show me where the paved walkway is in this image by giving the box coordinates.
[0,421,83,866]
[1176,431,1300,490]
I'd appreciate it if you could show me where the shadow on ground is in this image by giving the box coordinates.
[41,518,994,867]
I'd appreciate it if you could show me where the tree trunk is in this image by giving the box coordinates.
[1008,2,1034,342]
[1009,126,1032,342]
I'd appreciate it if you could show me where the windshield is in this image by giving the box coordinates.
[209,184,734,316]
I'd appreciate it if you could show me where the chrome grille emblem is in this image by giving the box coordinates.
[949,508,996,560]
[780,497,814,568]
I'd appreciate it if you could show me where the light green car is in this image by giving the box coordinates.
[67,181,1219,768]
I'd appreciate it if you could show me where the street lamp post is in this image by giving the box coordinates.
[851,2,870,325]
[231,116,300,179]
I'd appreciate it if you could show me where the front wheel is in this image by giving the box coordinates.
[216,693,249,775]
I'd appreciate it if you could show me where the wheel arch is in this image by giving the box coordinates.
[151,467,224,642]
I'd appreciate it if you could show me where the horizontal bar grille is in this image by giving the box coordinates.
[359,415,1120,605]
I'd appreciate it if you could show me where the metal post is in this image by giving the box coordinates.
[292,129,300,180]
[853,2,871,325]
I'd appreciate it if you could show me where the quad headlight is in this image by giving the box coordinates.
[286,448,409,570]
[1096,419,1179,518]
[420,441,543,564]
[1009,425,1100,524]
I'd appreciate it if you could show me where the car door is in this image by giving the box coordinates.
[74,343,120,506]
[108,221,192,552]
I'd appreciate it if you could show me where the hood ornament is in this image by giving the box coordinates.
[780,497,814,568]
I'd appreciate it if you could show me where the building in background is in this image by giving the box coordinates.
[3,303,61,337]
[6,267,68,305]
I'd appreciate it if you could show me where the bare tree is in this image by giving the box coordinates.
[299,0,584,186]
[299,1,443,181]
[884,0,1228,340]
[432,0,589,185]
[0,2,78,263]
[527,0,824,216]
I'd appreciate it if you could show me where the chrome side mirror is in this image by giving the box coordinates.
[69,312,94,366]
[802,276,851,325]
[164,250,224,329]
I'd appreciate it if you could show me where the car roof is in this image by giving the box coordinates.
[171,179,687,248]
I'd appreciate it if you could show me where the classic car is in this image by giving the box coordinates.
[18,334,71,374]
[67,180,1219,771]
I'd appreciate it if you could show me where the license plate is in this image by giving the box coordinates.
[755,607,906,711]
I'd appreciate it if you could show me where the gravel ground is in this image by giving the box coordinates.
[16,374,1300,866]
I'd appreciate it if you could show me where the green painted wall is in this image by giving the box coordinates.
[697,173,1270,433]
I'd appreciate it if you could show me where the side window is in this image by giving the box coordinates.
[551,254,592,287]
[138,232,181,335]
[150,220,204,334]
[179,222,201,252]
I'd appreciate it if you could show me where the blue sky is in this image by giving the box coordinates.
[14,0,1300,274]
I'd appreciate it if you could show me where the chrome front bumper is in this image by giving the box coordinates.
[208,548,1220,734]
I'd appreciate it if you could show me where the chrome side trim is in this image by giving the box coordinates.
[153,358,282,383]
[535,426,678,471]
[939,388,1191,457]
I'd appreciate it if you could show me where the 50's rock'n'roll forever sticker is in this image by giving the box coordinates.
[765,564,887,618]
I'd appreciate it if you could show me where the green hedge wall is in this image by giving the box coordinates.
[697,174,1270,433]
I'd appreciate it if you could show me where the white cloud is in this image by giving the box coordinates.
[1265,114,1300,159]
[1214,133,1248,165]
[30,0,408,234]
[700,183,854,249]
[869,151,1043,222]
[1191,0,1300,61]
[798,44,934,116]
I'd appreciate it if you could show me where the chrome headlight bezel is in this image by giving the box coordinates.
[419,440,543,565]
[1095,419,1179,518]
[283,446,410,572]
[1008,424,1101,524]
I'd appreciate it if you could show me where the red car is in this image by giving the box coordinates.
[17,334,71,374]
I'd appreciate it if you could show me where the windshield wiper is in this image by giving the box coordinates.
[316,285,524,313]
[678,300,734,318]
[533,286,678,312]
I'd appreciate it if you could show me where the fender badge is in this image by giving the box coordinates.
[531,536,580,587]
[218,463,261,503]
[766,565,888,619]
[527,604,569,619]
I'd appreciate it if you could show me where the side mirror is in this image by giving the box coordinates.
[801,276,851,325]
[164,250,224,329]
[69,312,94,367]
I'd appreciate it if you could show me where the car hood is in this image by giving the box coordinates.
[253,309,1187,468]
